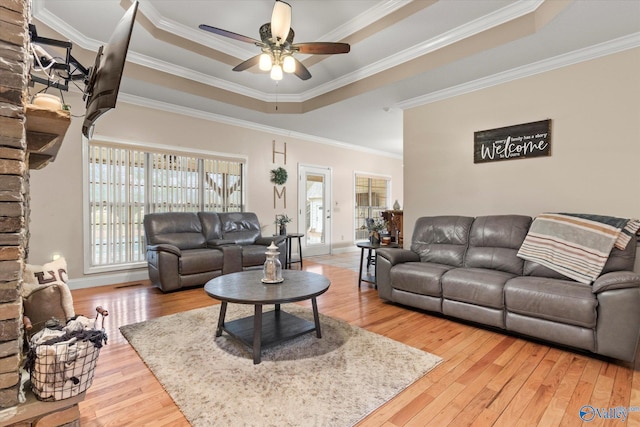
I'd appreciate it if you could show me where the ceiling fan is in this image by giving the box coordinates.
[199,0,350,81]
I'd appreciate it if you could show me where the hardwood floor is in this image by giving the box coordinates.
[70,258,640,426]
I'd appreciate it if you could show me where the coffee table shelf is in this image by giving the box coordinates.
[222,309,316,350]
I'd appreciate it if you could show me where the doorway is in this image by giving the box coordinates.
[298,164,332,257]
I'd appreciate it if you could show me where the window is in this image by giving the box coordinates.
[84,140,245,272]
[354,174,390,241]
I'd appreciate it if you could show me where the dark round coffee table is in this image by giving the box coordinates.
[204,270,330,364]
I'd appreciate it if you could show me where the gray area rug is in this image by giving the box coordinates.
[120,304,441,426]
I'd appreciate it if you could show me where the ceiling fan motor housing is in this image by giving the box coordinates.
[259,23,294,44]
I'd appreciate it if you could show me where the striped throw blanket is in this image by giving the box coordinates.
[517,213,640,284]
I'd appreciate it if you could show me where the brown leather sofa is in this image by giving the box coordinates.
[144,212,286,292]
[376,215,640,361]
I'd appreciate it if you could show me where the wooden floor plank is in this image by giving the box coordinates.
[538,355,588,426]
[492,348,562,426]
[65,256,640,426]
[433,363,503,426]
[471,342,550,426]
[518,351,573,425]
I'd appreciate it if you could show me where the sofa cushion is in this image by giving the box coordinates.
[465,215,531,275]
[410,216,474,267]
[601,237,637,274]
[523,260,572,280]
[144,212,206,250]
[504,277,597,328]
[179,248,223,275]
[198,212,223,241]
[506,312,595,352]
[240,244,269,267]
[390,262,455,297]
[443,300,505,329]
[219,212,261,245]
[442,268,516,309]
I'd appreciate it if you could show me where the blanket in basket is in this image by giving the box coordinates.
[25,316,107,401]
[517,213,640,284]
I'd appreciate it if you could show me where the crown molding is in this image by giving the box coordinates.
[136,0,257,59]
[32,0,544,104]
[30,0,298,103]
[117,93,402,159]
[318,0,410,43]
[298,0,544,100]
[31,0,253,58]
[138,0,407,58]
[127,51,285,102]
[31,0,102,51]
[395,32,640,110]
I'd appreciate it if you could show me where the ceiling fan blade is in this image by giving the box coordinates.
[293,58,311,80]
[293,42,350,55]
[232,55,261,72]
[199,24,260,45]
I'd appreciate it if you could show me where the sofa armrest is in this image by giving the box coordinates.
[255,235,286,246]
[146,245,181,292]
[595,279,640,361]
[221,245,243,274]
[375,248,420,266]
[147,243,181,257]
[206,239,237,248]
[376,248,419,300]
[592,271,640,294]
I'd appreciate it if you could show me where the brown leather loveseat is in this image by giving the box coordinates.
[376,215,640,361]
[144,211,286,292]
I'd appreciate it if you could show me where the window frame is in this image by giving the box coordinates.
[82,136,247,274]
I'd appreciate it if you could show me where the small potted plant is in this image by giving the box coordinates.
[275,214,292,235]
[366,217,387,244]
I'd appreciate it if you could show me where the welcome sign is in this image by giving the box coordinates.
[474,119,551,164]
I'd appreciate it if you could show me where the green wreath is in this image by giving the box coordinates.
[270,167,288,185]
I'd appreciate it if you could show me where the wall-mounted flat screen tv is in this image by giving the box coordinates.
[82,1,138,138]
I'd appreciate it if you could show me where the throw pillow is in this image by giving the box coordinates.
[22,257,74,320]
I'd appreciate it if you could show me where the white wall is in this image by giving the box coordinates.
[404,48,640,271]
[28,93,403,287]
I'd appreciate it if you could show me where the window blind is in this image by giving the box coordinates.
[86,141,245,269]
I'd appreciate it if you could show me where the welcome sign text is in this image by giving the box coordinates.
[474,119,551,164]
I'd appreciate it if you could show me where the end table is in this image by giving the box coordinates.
[356,241,398,288]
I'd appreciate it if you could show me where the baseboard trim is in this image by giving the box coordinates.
[330,246,360,254]
[67,269,149,290]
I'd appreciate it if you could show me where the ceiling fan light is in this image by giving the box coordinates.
[271,0,291,42]
[259,53,272,71]
[270,64,283,81]
[282,55,296,73]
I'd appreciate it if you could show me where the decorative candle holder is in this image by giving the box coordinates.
[262,242,283,283]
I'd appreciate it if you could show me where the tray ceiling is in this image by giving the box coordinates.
[32,0,640,157]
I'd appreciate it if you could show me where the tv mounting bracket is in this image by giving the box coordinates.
[28,24,90,92]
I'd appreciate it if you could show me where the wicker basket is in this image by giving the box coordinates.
[25,309,108,401]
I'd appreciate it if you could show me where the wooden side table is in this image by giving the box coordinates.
[357,241,398,288]
[285,233,304,269]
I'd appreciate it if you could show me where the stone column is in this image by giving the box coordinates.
[0,0,30,408]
